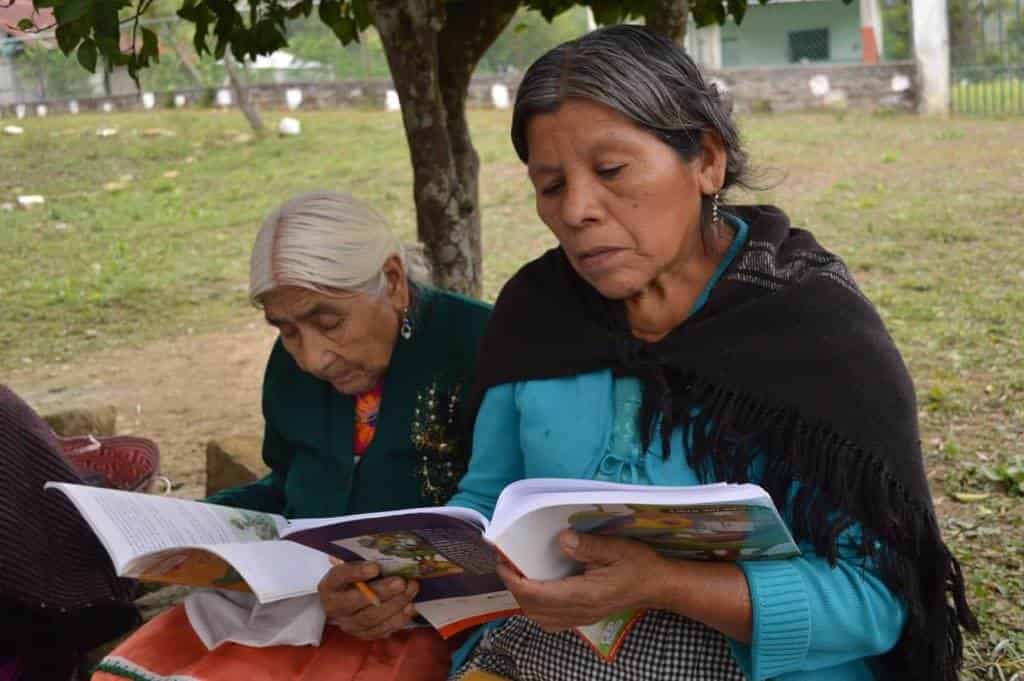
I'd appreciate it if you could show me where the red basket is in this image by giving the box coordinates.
[58,435,161,493]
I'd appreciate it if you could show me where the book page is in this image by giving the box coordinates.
[488,492,799,581]
[46,483,287,571]
[285,511,511,636]
[282,505,487,536]
[123,540,333,603]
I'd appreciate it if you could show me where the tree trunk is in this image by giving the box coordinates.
[224,55,264,134]
[368,0,515,296]
[646,0,690,45]
[436,1,518,294]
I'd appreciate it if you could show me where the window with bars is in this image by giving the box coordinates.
[788,28,831,62]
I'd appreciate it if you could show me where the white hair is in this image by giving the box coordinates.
[249,191,431,305]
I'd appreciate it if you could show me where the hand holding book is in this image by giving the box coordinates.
[319,559,420,639]
[496,528,754,649]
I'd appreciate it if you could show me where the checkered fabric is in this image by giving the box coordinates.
[452,611,746,681]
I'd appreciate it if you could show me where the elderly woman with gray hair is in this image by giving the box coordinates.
[92,191,490,681]
[331,25,975,681]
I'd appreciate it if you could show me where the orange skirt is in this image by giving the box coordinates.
[92,604,454,681]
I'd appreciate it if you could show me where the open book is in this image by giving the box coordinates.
[48,478,798,653]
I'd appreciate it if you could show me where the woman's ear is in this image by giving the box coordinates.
[696,130,728,196]
[381,254,409,311]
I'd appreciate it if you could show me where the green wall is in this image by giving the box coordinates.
[721,0,863,67]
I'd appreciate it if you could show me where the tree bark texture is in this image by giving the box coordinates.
[646,0,689,45]
[224,55,264,133]
[368,0,516,296]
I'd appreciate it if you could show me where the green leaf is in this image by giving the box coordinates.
[32,0,58,8]
[318,0,341,27]
[691,0,728,27]
[53,0,91,25]
[727,0,747,24]
[76,37,97,72]
[55,22,83,54]
[286,0,313,20]
[16,18,35,30]
[140,26,159,65]
[91,0,119,40]
[351,0,372,31]
[326,14,354,43]
[588,0,622,25]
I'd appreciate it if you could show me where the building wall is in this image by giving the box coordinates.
[721,0,863,67]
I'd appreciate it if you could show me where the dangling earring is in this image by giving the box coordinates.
[711,192,721,225]
[400,308,413,340]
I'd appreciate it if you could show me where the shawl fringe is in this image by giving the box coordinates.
[635,370,979,681]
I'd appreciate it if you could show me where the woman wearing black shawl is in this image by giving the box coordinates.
[440,25,976,681]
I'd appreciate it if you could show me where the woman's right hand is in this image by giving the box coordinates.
[317,560,420,639]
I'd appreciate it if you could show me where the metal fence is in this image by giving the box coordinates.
[950,0,1024,115]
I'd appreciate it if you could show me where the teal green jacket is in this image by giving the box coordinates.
[207,286,491,518]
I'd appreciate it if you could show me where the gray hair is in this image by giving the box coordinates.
[249,191,431,305]
[511,24,752,231]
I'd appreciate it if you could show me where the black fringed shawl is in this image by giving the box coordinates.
[468,206,977,681]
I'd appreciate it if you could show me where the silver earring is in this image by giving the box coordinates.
[400,309,413,340]
[711,192,721,225]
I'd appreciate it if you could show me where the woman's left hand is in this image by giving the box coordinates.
[495,529,667,633]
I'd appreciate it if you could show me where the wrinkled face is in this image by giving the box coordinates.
[262,284,402,396]
[525,98,712,300]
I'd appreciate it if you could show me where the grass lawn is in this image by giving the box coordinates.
[3,108,1023,676]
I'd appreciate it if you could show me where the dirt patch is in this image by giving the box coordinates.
[6,319,277,500]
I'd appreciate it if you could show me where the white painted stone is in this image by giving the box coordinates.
[808,75,831,97]
[141,92,156,109]
[68,100,79,114]
[17,195,45,208]
[912,0,950,115]
[348,87,363,98]
[3,125,24,135]
[216,89,232,107]
[35,104,47,117]
[385,89,400,112]
[174,94,187,108]
[96,127,118,137]
[101,101,114,113]
[15,104,26,119]
[278,117,301,136]
[891,73,911,92]
[285,88,303,110]
[490,83,510,110]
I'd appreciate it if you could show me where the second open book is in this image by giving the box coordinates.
[49,478,799,658]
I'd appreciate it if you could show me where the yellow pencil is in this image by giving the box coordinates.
[329,556,381,607]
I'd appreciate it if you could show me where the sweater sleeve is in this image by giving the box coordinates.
[447,383,525,519]
[728,529,907,680]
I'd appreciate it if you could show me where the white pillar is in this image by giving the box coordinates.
[706,25,723,69]
[912,0,950,115]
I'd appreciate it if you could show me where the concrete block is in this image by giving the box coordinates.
[205,435,267,496]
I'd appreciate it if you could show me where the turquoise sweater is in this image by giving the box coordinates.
[449,217,906,680]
